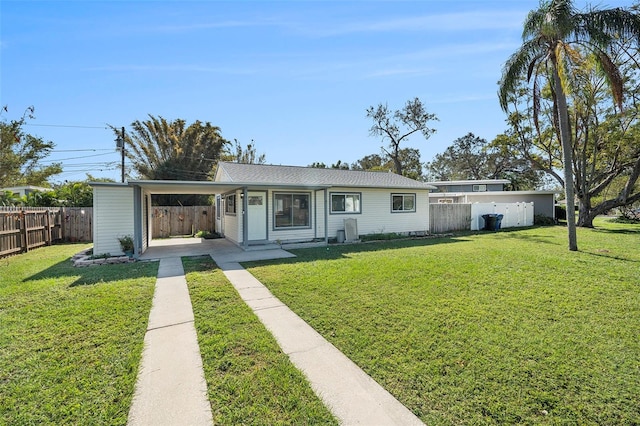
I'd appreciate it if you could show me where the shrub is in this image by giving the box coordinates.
[534,214,556,226]
[117,235,134,253]
[361,232,406,242]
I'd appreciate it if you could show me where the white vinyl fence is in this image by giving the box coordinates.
[470,202,534,231]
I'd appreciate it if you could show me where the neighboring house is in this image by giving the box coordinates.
[1,185,51,198]
[91,162,435,257]
[428,179,557,219]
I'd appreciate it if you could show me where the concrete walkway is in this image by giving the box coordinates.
[212,256,424,426]
[130,237,423,425]
[127,257,212,426]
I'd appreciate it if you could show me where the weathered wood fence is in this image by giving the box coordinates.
[0,207,93,258]
[1,205,218,257]
[429,203,472,233]
[151,206,216,238]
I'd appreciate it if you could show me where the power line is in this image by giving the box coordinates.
[51,149,113,153]
[41,152,114,163]
[24,123,108,129]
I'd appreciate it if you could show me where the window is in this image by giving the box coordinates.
[473,184,487,192]
[331,193,361,214]
[225,194,236,215]
[438,198,453,204]
[274,193,310,228]
[392,193,416,212]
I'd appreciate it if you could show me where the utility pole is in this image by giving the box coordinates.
[120,127,125,182]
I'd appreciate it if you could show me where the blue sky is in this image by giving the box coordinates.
[2,0,633,183]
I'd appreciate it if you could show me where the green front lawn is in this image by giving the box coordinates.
[245,219,640,424]
[183,256,337,425]
[0,245,157,425]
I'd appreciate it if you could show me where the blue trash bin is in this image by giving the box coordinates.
[496,214,504,230]
[482,214,497,231]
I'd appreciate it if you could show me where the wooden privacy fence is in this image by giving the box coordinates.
[430,203,472,233]
[0,205,216,257]
[0,207,93,258]
[151,206,216,238]
[0,208,60,257]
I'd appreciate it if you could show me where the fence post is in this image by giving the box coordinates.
[20,210,28,253]
[60,207,66,242]
[45,210,52,246]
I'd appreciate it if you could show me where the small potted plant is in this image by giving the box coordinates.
[118,235,134,257]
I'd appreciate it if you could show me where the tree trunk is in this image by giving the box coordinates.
[552,66,578,251]
[577,201,595,228]
[392,153,403,176]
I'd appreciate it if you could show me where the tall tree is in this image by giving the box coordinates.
[0,106,62,187]
[222,139,266,164]
[366,97,437,176]
[498,0,640,251]
[427,132,544,190]
[120,115,228,181]
[502,48,640,226]
[351,154,386,172]
[308,160,350,169]
[116,115,229,205]
[350,149,424,180]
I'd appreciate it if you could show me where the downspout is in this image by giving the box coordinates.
[133,185,142,258]
[242,186,248,249]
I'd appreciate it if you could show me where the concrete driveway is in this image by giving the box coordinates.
[138,237,296,263]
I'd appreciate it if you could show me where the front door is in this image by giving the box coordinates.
[247,191,267,241]
[215,195,224,236]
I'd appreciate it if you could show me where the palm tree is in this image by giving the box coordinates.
[498,0,640,251]
[123,115,229,181]
[113,115,229,205]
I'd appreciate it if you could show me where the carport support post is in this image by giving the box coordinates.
[133,185,142,258]
[242,186,248,249]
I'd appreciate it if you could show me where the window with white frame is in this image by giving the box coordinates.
[331,193,361,214]
[274,192,310,228]
[472,184,487,192]
[391,193,416,212]
[225,194,236,215]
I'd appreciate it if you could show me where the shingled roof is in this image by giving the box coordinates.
[215,162,435,190]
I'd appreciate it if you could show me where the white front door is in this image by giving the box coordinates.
[247,191,267,241]
[215,195,223,236]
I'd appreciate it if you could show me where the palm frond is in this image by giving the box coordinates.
[532,75,542,135]
[523,8,545,40]
[498,40,545,111]
[594,49,625,109]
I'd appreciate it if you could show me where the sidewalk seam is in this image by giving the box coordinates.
[147,319,195,332]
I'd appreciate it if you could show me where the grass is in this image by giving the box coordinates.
[183,256,337,425]
[245,218,640,425]
[0,244,158,425]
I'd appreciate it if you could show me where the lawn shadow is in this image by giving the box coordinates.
[243,235,469,268]
[24,257,159,287]
[592,227,640,235]
[499,227,561,246]
[581,249,639,264]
